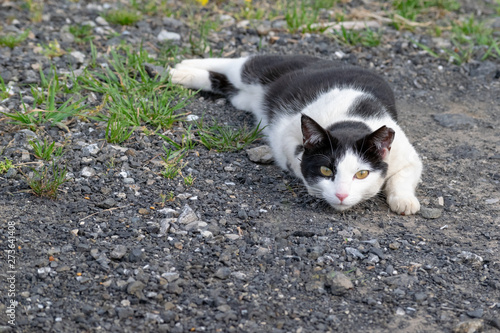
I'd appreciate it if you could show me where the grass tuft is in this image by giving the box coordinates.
[0,30,30,49]
[104,9,142,26]
[197,119,264,152]
[0,158,14,175]
[26,162,67,199]
[69,24,95,44]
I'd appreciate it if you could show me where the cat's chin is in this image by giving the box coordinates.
[328,202,354,211]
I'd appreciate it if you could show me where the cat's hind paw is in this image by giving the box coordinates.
[387,194,420,215]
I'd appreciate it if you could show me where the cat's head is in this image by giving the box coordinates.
[299,114,394,211]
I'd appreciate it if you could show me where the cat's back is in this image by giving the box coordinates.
[263,58,397,121]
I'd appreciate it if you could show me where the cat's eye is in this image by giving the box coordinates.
[354,170,369,179]
[320,166,333,177]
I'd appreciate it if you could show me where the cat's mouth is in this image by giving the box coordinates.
[329,202,352,211]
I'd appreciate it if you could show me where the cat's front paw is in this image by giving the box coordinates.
[387,194,420,215]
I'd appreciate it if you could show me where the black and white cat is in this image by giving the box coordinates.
[170,55,422,215]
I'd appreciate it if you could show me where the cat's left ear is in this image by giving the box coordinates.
[366,126,395,159]
[301,114,329,150]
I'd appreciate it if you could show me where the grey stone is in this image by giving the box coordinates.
[184,221,207,231]
[178,205,197,224]
[256,247,270,256]
[420,207,442,219]
[219,14,235,25]
[384,273,418,288]
[237,209,248,220]
[414,292,427,302]
[127,281,146,298]
[110,245,127,259]
[161,272,180,282]
[345,247,365,259]
[214,267,231,279]
[325,270,354,296]
[70,51,86,64]
[466,308,483,319]
[470,61,498,79]
[453,319,484,333]
[95,16,109,26]
[5,168,17,178]
[433,114,476,129]
[123,178,135,184]
[82,143,100,156]
[60,32,75,43]
[116,307,134,319]
[157,30,181,41]
[159,218,175,235]
[81,167,96,177]
[367,253,380,263]
[129,248,145,262]
[162,17,183,29]
[448,145,481,159]
[98,198,116,209]
[200,230,213,238]
[246,145,273,164]
[457,251,483,264]
[158,208,178,217]
[20,150,30,161]
[224,234,240,241]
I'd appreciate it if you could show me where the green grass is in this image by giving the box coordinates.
[285,0,319,33]
[197,119,264,152]
[103,8,142,26]
[38,40,66,59]
[29,139,63,161]
[78,46,191,133]
[23,0,43,23]
[414,14,500,64]
[183,174,195,186]
[393,0,460,21]
[130,0,173,16]
[333,26,382,47]
[0,76,12,101]
[105,117,135,144]
[0,30,30,49]
[160,147,187,179]
[188,18,219,56]
[26,162,67,199]
[0,158,14,175]
[3,74,86,131]
[69,24,94,44]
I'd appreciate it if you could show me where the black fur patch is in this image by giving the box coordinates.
[241,55,397,122]
[348,96,395,120]
[241,55,322,85]
[209,71,238,97]
[326,121,372,142]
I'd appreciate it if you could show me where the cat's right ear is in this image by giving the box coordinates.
[301,114,328,150]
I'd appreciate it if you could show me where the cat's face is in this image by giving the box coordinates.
[300,115,394,211]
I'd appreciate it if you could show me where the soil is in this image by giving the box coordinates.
[0,1,499,332]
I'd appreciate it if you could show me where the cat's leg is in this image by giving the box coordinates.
[171,58,248,93]
[170,64,212,91]
[384,155,422,215]
[171,57,267,116]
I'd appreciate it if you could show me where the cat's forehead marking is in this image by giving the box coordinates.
[336,149,371,171]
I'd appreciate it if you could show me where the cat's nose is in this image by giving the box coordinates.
[336,193,349,202]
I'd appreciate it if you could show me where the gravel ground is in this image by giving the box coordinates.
[1,1,500,332]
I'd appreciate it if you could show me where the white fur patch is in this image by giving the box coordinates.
[170,65,211,91]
